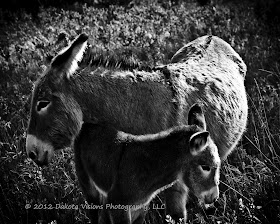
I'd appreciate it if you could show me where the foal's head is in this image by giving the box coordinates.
[179,104,221,205]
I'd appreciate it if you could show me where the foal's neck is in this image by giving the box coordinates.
[124,129,190,190]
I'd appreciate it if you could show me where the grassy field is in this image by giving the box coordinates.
[0,0,280,223]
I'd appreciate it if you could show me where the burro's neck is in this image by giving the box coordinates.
[69,68,174,134]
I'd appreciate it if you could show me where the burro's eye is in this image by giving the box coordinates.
[36,100,51,113]
[200,165,211,172]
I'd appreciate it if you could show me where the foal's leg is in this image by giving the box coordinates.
[99,203,131,224]
[99,190,131,224]
[132,210,146,224]
[164,183,188,224]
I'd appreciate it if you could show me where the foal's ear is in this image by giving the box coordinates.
[188,103,206,130]
[50,33,88,79]
[189,131,209,156]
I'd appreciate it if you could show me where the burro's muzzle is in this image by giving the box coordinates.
[26,134,54,166]
[199,185,219,206]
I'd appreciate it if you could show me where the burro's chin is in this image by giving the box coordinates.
[197,186,219,209]
[26,134,54,166]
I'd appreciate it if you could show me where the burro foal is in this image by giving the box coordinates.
[75,104,221,224]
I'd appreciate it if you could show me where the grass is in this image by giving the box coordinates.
[0,0,280,223]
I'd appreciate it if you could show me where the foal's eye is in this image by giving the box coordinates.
[200,165,211,172]
[36,101,50,112]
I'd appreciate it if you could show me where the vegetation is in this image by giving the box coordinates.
[0,0,280,223]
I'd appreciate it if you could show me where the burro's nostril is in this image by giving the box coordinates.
[29,151,37,160]
[213,195,218,202]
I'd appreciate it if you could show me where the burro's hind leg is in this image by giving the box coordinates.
[164,183,188,224]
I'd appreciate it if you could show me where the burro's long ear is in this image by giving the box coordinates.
[188,103,206,130]
[51,33,88,79]
[189,131,209,156]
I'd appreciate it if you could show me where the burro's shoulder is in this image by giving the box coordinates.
[170,35,247,78]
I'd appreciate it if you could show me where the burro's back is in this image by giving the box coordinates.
[167,35,248,160]
[74,104,221,224]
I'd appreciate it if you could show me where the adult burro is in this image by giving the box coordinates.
[74,104,220,224]
[26,33,248,223]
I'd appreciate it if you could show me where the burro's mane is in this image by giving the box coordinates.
[80,46,155,72]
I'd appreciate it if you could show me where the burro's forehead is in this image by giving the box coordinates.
[33,76,49,97]
[205,138,220,166]
[32,69,60,97]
